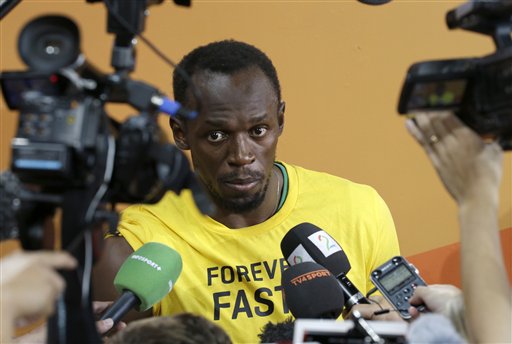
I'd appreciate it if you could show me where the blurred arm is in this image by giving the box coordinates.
[0,251,76,342]
[406,111,510,343]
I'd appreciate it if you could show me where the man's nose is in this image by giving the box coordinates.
[227,134,255,166]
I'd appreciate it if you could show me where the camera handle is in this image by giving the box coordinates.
[446,1,512,49]
[85,0,153,72]
[45,188,106,344]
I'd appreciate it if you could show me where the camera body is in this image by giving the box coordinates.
[0,2,204,343]
[1,71,104,189]
[398,0,512,149]
[0,12,195,208]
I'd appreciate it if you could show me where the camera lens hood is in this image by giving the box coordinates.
[18,15,80,72]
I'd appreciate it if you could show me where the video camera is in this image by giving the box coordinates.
[398,0,512,150]
[0,1,213,343]
[0,0,210,244]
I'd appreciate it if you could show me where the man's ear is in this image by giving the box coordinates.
[170,118,190,150]
[277,101,285,134]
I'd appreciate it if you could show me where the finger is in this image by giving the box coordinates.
[406,117,443,169]
[39,270,66,316]
[440,112,484,152]
[429,111,452,142]
[115,321,127,331]
[347,304,377,320]
[407,114,438,151]
[93,301,113,314]
[413,112,438,143]
[406,118,427,146]
[29,251,78,270]
[96,318,114,334]
[409,286,427,304]
[408,306,420,319]
[41,267,66,295]
[439,111,465,132]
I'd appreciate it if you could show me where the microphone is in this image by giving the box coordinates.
[100,242,182,325]
[281,261,344,319]
[280,222,370,310]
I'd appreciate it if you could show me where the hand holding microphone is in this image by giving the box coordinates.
[100,242,182,326]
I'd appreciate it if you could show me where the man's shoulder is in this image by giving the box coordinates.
[121,191,188,218]
[283,161,378,195]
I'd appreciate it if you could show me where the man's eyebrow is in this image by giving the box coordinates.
[203,113,270,127]
[248,113,270,124]
[204,117,230,127]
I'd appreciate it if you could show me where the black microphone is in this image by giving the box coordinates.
[280,222,370,310]
[281,261,345,319]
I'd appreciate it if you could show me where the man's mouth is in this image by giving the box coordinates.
[223,177,261,192]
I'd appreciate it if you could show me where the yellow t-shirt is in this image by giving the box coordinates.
[116,162,400,343]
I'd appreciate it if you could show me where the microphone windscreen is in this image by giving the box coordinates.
[113,242,182,311]
[282,261,344,319]
[280,223,351,276]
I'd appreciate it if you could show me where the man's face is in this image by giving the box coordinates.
[173,67,284,213]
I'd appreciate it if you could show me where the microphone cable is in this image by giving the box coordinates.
[365,287,402,318]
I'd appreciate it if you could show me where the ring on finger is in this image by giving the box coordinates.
[429,134,439,144]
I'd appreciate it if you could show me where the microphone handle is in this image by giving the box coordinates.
[100,291,140,325]
[337,274,370,310]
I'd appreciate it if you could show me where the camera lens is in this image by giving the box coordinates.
[18,15,80,72]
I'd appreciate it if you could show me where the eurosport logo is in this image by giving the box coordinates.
[131,254,162,271]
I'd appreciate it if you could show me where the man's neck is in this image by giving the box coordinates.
[212,210,272,229]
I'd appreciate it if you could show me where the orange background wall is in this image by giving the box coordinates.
[1,0,511,282]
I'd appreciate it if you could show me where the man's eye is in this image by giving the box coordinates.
[208,131,226,142]
[252,127,268,137]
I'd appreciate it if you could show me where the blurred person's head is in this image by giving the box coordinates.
[258,317,294,343]
[107,313,231,344]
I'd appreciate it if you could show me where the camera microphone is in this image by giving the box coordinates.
[280,222,370,311]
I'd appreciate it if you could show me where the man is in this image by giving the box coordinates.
[93,40,400,343]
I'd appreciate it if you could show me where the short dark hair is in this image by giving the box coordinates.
[258,317,295,343]
[108,313,232,344]
[173,39,281,105]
